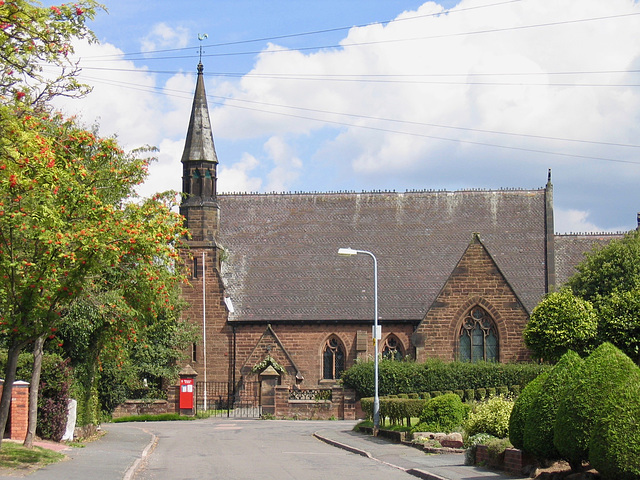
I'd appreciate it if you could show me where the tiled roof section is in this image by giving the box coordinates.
[217,189,548,323]
[554,233,625,287]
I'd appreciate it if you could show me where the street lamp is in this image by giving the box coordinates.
[338,247,380,433]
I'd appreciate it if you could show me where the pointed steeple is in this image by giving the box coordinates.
[180,62,219,243]
[181,62,218,166]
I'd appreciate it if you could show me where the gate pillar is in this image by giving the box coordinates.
[259,366,280,416]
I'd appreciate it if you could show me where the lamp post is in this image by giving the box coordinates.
[338,247,380,433]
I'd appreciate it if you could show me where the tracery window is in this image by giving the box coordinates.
[323,336,345,380]
[382,335,404,361]
[459,306,498,362]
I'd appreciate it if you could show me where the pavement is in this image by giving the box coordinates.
[9,422,530,480]
[313,427,530,480]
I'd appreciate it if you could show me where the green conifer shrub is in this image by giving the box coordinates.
[508,371,549,450]
[554,343,640,470]
[589,375,640,480]
[523,351,583,459]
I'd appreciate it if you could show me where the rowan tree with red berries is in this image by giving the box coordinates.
[0,0,190,448]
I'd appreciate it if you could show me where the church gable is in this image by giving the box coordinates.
[240,325,302,379]
[414,234,530,363]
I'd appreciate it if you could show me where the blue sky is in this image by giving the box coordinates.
[48,0,640,233]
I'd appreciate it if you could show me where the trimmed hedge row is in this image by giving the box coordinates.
[360,387,518,426]
[341,359,547,399]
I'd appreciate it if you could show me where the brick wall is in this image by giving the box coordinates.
[273,386,356,420]
[180,244,232,384]
[0,381,29,441]
[415,238,531,363]
[476,445,535,475]
[233,323,415,387]
[112,400,171,418]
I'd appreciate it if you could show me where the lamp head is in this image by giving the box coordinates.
[338,247,358,256]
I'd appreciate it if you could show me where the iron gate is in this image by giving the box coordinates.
[195,380,261,418]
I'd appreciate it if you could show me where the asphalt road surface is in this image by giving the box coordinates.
[133,418,417,480]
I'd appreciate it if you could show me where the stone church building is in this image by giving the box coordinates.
[178,63,622,394]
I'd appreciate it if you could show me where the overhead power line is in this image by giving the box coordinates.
[75,72,640,162]
[81,10,640,64]
[83,0,525,60]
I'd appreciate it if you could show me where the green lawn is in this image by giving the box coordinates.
[0,441,65,473]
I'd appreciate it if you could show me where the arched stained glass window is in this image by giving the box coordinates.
[382,335,404,361]
[459,307,499,362]
[323,337,345,380]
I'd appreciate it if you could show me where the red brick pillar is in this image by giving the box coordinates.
[10,381,29,441]
[0,380,30,441]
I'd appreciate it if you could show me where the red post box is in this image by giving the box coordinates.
[179,377,194,409]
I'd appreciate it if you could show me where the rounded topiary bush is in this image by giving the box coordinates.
[419,393,469,433]
[554,343,640,470]
[508,371,549,450]
[589,375,640,480]
[523,350,583,460]
[464,395,514,439]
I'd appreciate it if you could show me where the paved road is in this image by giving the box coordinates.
[134,418,417,480]
[15,418,525,480]
[25,423,152,480]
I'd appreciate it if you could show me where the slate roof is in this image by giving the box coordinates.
[554,233,625,287]
[217,189,549,324]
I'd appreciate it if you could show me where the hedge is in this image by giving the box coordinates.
[341,358,547,398]
[361,397,426,426]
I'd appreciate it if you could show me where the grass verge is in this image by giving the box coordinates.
[112,413,198,423]
[0,441,65,473]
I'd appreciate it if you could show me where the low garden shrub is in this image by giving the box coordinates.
[464,433,498,465]
[419,393,470,433]
[464,395,513,439]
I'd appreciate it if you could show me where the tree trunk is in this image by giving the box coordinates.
[0,340,29,450]
[23,334,45,449]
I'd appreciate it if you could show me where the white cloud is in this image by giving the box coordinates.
[218,153,263,193]
[264,136,303,192]
[47,0,640,233]
[210,0,640,232]
[141,23,190,52]
[555,208,628,234]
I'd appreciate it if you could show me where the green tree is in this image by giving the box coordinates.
[568,231,640,302]
[596,288,640,364]
[55,282,197,419]
[0,107,188,448]
[565,230,640,361]
[1,0,100,105]
[524,288,597,362]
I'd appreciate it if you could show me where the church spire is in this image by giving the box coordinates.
[180,62,219,243]
[181,62,218,166]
